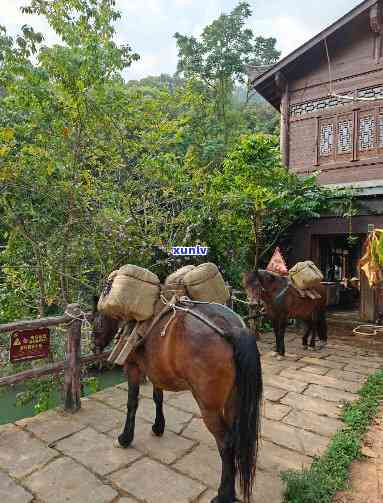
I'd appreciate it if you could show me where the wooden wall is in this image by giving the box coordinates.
[286,9,383,185]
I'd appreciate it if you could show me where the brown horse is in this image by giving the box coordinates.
[92,298,262,503]
[243,270,327,357]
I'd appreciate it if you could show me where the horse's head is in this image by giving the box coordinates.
[243,269,286,303]
[242,270,262,304]
[91,296,120,353]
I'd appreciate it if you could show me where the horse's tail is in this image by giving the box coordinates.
[231,329,263,503]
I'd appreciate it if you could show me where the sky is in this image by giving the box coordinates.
[0,0,362,81]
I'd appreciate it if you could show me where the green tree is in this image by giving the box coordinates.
[207,133,350,278]
[0,0,139,317]
[174,2,280,145]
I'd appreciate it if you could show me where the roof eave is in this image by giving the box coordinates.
[251,0,376,91]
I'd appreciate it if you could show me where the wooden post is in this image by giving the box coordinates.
[64,304,82,412]
[370,2,383,63]
[276,71,290,168]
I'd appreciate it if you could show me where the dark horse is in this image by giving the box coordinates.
[243,270,327,357]
[92,299,262,503]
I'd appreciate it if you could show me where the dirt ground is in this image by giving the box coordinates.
[333,406,383,503]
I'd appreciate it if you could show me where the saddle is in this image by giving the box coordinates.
[108,293,226,365]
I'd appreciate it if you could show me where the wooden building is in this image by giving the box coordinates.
[251,0,383,321]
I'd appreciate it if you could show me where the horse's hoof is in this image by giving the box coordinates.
[117,434,132,448]
[152,422,165,437]
[276,355,284,361]
[270,351,277,357]
[303,345,308,350]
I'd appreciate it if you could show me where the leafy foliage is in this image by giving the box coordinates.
[207,133,351,272]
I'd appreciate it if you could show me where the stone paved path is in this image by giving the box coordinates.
[1,330,382,503]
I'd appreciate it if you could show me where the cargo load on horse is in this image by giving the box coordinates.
[99,262,230,366]
[183,262,229,304]
[162,264,196,300]
[289,260,324,290]
[97,265,161,321]
[163,262,229,305]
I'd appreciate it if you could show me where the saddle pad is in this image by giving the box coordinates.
[294,287,322,300]
[108,321,143,365]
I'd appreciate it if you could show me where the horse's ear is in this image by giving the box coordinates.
[92,295,99,313]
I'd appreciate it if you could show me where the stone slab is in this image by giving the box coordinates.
[326,369,368,383]
[280,369,361,393]
[263,401,291,421]
[263,386,288,402]
[90,386,128,409]
[16,409,83,445]
[110,457,205,503]
[262,374,307,394]
[258,439,311,472]
[343,363,381,375]
[253,470,284,503]
[0,425,57,478]
[0,470,33,503]
[261,418,329,457]
[304,384,358,403]
[55,427,141,476]
[343,357,381,369]
[134,397,193,434]
[300,365,329,375]
[165,392,201,415]
[181,417,216,448]
[24,457,117,503]
[197,489,217,503]
[75,398,126,433]
[283,409,343,437]
[108,420,195,464]
[281,391,341,418]
[174,444,221,489]
[299,357,345,369]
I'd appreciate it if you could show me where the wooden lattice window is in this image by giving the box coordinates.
[359,115,375,151]
[319,123,334,157]
[337,118,353,154]
[316,106,383,164]
[379,111,383,148]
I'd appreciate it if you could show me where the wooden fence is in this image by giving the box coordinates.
[0,303,110,413]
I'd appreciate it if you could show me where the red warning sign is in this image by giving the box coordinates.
[10,328,50,363]
[267,247,288,275]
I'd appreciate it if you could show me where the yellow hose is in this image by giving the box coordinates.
[353,325,383,336]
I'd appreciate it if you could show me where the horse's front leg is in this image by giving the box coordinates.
[152,386,165,437]
[118,362,141,448]
[309,323,317,351]
[271,319,279,354]
[302,321,311,349]
[275,318,287,357]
